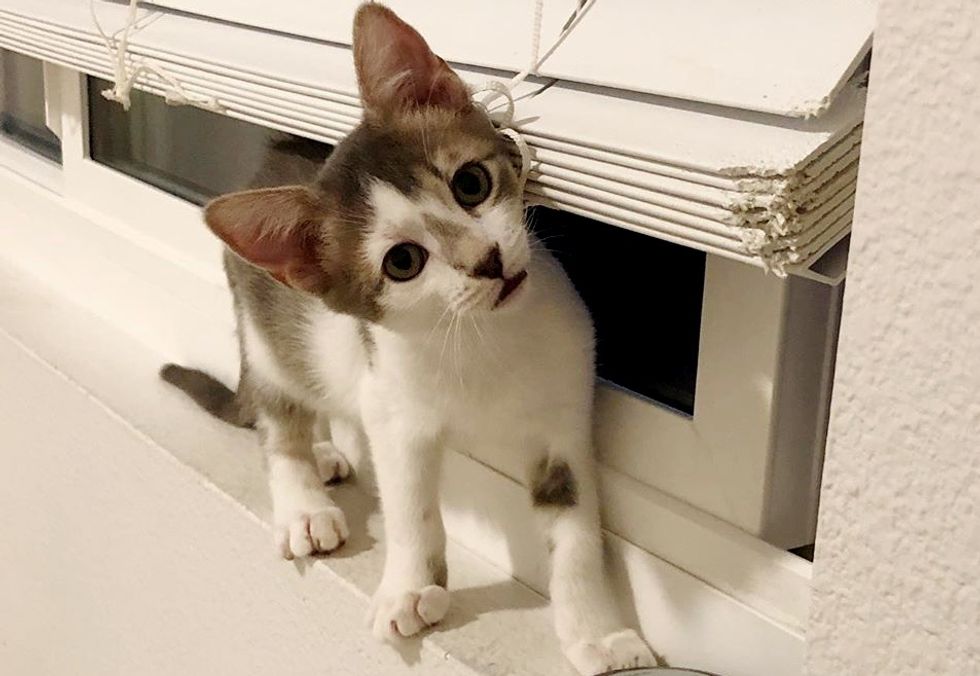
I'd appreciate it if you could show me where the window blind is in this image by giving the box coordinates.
[0,0,871,278]
[151,0,875,118]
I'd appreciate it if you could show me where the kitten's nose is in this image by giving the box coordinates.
[472,245,504,279]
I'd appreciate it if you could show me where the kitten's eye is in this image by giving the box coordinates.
[382,243,427,282]
[451,163,492,208]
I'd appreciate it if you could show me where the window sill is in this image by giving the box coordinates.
[0,260,566,676]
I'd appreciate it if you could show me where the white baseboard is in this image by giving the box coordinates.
[0,164,808,676]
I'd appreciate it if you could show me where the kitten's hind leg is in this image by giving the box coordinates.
[258,396,348,559]
[529,445,656,675]
[312,440,352,484]
[313,415,373,486]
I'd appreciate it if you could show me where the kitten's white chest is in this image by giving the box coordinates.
[380,294,593,453]
[306,307,369,417]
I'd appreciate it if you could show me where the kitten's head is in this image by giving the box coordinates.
[204,3,530,327]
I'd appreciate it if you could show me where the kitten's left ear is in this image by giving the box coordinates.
[204,186,331,293]
[353,3,471,117]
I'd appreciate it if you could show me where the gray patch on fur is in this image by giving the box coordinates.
[225,250,327,396]
[322,123,423,199]
[426,216,466,242]
[530,456,578,508]
[249,133,330,190]
[357,319,376,366]
[253,388,317,450]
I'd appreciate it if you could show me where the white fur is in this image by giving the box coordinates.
[246,180,653,673]
[262,413,350,560]
[313,440,352,483]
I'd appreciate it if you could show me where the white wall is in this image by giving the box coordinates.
[806,1,980,674]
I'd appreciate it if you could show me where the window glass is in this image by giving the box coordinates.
[0,50,62,163]
[87,76,330,204]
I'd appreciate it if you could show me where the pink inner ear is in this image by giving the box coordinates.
[204,187,328,293]
[354,5,470,113]
[228,228,306,271]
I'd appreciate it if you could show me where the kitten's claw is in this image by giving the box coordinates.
[313,440,352,484]
[275,507,349,559]
[564,629,657,675]
[369,585,450,641]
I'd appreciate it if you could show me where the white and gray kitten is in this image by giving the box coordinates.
[162,4,654,673]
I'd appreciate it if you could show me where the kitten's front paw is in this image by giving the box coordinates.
[565,629,657,675]
[369,585,450,641]
[274,507,349,559]
[312,440,352,484]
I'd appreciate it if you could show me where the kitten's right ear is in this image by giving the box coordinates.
[204,186,330,293]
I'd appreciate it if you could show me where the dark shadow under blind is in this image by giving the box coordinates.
[530,206,705,415]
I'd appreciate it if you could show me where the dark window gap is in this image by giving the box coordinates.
[86,76,330,204]
[1,50,62,163]
[529,206,705,414]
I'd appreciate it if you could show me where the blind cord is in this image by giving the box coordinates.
[89,0,223,112]
[473,0,598,191]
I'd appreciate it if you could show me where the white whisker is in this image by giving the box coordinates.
[425,303,453,350]
[468,314,500,379]
[453,313,463,390]
[433,304,456,387]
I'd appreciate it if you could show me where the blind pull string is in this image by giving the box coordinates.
[472,0,598,191]
[89,0,223,112]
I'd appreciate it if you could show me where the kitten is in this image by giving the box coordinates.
[161,4,655,673]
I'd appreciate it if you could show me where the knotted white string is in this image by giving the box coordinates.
[472,0,598,192]
[90,0,223,112]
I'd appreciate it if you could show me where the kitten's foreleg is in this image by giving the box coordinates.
[361,400,449,641]
[258,396,348,559]
[530,444,656,675]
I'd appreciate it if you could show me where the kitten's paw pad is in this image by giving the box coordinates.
[312,441,351,484]
[370,585,450,641]
[275,507,349,559]
[565,629,656,675]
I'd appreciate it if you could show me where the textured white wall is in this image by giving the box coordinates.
[807,1,980,674]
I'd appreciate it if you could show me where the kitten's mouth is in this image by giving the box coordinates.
[494,270,528,309]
